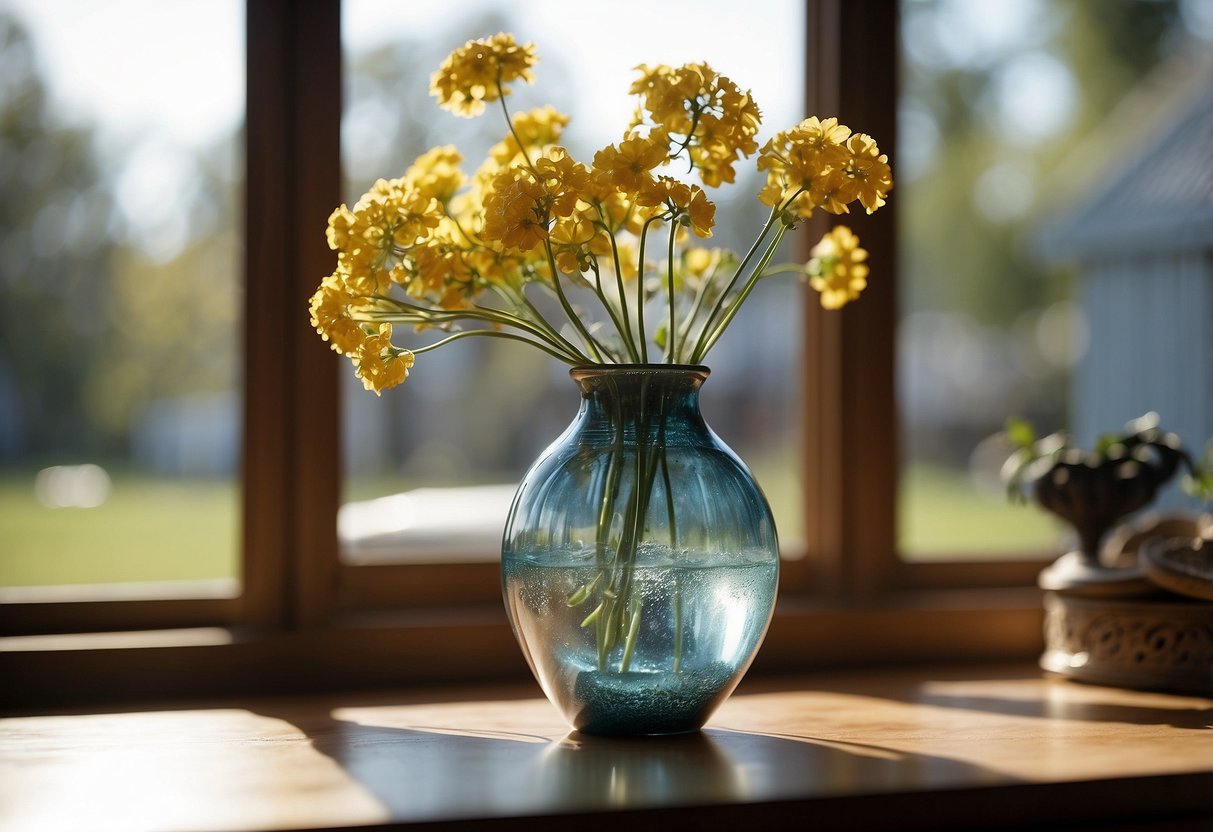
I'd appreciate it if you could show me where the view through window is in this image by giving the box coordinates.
[897,0,1213,559]
[337,0,808,565]
[0,1,245,588]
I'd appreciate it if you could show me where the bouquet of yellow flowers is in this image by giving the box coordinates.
[309,32,891,394]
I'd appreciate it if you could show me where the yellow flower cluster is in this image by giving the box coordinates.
[311,32,892,393]
[757,117,892,218]
[808,225,870,309]
[629,62,762,186]
[430,33,538,117]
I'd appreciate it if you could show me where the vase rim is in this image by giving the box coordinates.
[569,363,710,378]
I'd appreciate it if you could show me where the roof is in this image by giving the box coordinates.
[1036,49,1213,263]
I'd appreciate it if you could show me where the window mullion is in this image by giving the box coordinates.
[244,0,343,631]
[802,0,900,599]
[287,0,343,630]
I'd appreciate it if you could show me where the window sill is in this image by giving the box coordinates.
[0,588,1047,709]
[3,663,1210,831]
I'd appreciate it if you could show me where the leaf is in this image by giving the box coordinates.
[1004,417,1035,450]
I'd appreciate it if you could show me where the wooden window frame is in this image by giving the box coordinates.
[0,0,1045,709]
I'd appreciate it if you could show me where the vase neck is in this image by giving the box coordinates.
[571,366,709,438]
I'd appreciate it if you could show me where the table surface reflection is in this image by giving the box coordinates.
[2,665,1211,831]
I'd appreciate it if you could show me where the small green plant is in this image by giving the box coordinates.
[1002,412,1209,507]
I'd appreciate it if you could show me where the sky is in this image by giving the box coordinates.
[4,0,805,150]
[6,0,1211,159]
[3,0,245,148]
[1,0,804,261]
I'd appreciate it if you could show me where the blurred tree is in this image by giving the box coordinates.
[901,0,1188,325]
[0,11,115,459]
[85,135,241,439]
[0,9,242,464]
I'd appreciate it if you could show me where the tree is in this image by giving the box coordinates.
[0,12,115,459]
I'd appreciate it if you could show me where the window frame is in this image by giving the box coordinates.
[0,0,1047,709]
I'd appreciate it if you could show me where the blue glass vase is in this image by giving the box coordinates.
[502,365,779,736]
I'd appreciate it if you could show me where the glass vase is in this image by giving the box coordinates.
[501,365,779,736]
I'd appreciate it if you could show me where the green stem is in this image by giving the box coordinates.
[496,72,537,174]
[655,393,680,672]
[670,105,703,163]
[599,208,640,361]
[543,241,605,362]
[591,375,626,670]
[673,580,683,673]
[688,206,779,361]
[635,217,662,363]
[495,283,588,361]
[620,605,642,672]
[757,264,811,278]
[588,259,639,363]
[665,217,678,363]
[675,259,715,364]
[693,222,789,361]
[408,328,580,364]
[357,296,585,363]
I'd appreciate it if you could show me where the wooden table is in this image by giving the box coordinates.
[2,665,1211,831]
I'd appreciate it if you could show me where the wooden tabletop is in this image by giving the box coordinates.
[2,665,1211,831]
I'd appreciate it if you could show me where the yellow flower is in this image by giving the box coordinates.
[835,133,893,214]
[351,324,414,394]
[326,205,356,250]
[534,148,591,218]
[808,225,869,309]
[404,146,465,204]
[482,148,591,254]
[309,270,367,356]
[592,130,670,194]
[313,31,892,393]
[483,168,551,252]
[682,247,717,279]
[408,229,477,309]
[329,177,444,296]
[549,212,605,274]
[430,33,538,118]
[629,63,762,188]
[465,247,526,291]
[638,176,715,238]
[757,116,853,217]
[685,186,715,238]
[490,106,570,166]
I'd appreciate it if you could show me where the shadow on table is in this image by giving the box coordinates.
[737,671,1213,731]
[911,690,1213,729]
[251,707,1017,824]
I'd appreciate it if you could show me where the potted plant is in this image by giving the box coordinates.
[1003,414,1213,693]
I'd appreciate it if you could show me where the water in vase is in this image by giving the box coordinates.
[502,543,778,735]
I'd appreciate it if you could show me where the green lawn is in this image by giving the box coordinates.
[748,457,1060,559]
[0,472,238,587]
[898,463,1061,559]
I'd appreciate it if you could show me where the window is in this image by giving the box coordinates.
[5,0,1103,706]
[0,0,244,633]
[896,0,1213,565]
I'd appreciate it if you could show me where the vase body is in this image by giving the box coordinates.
[501,365,779,736]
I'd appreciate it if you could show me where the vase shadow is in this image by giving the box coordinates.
[250,706,1019,824]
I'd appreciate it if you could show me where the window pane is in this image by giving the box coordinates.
[0,2,244,586]
[897,0,1213,558]
[338,0,806,565]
